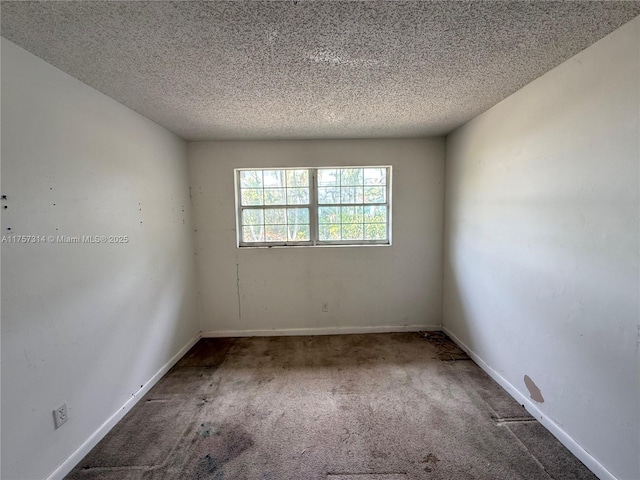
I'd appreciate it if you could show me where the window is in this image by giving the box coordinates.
[235,166,391,247]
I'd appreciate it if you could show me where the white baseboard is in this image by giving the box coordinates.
[45,333,202,480]
[202,324,441,338]
[442,326,616,480]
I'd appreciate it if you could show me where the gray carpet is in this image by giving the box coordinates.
[66,333,596,480]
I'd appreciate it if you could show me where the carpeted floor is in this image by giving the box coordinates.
[66,333,597,480]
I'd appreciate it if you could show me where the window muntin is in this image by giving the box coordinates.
[236,166,391,247]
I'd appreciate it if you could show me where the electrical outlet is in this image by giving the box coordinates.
[53,403,68,429]
[321,302,329,313]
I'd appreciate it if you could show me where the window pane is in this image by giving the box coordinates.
[265,225,287,241]
[287,208,309,224]
[242,209,264,225]
[286,169,309,187]
[318,169,339,186]
[286,188,309,205]
[238,166,389,246]
[242,226,264,242]
[319,224,341,241]
[263,170,285,188]
[240,170,262,188]
[264,188,285,205]
[342,224,364,240]
[341,206,363,224]
[364,205,387,223]
[364,186,386,203]
[340,168,363,186]
[365,223,386,240]
[363,168,386,185]
[318,186,340,204]
[340,186,363,204]
[318,206,339,224]
[264,208,286,224]
[288,224,310,241]
[241,189,263,206]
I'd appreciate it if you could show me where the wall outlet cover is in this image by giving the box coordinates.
[53,402,68,429]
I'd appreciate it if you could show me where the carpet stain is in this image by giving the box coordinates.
[216,423,253,457]
[199,422,221,438]
[190,423,254,479]
[422,453,440,472]
[418,331,469,361]
[196,454,225,478]
[372,450,388,459]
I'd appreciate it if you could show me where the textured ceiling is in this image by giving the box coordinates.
[2,1,639,140]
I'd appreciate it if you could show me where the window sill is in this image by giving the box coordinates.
[237,242,392,249]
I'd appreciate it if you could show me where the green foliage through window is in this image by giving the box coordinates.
[236,167,390,246]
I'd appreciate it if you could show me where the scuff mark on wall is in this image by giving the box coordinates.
[235,259,242,321]
[524,375,544,403]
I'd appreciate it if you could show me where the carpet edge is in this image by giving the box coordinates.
[442,326,616,480]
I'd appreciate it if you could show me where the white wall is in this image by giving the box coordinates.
[189,139,444,335]
[443,17,639,480]
[1,39,200,480]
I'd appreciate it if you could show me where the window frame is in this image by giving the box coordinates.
[234,166,392,248]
